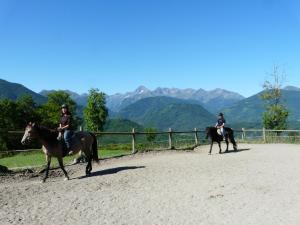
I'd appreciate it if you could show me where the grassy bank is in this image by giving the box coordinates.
[0,149,131,169]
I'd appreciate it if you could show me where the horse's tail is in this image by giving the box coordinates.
[228,128,238,150]
[90,132,99,163]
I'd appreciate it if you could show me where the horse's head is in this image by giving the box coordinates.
[21,122,39,145]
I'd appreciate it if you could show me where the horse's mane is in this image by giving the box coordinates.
[36,125,59,142]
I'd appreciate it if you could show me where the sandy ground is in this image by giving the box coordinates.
[1,143,300,225]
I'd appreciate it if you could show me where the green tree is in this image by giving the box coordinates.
[16,95,40,127]
[0,99,18,130]
[38,91,79,128]
[0,96,41,151]
[145,127,157,143]
[84,88,108,132]
[261,65,289,130]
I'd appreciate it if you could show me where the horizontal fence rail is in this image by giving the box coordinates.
[1,128,300,155]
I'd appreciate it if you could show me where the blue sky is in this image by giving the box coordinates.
[1,0,300,97]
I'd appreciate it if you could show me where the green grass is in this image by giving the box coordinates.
[0,149,131,169]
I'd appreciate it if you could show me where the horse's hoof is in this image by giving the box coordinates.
[64,177,69,181]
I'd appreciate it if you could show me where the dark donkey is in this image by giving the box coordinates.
[205,127,238,154]
[21,122,99,182]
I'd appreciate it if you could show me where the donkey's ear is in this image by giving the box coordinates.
[29,122,32,125]
[32,122,36,127]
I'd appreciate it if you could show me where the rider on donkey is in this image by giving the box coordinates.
[58,104,73,154]
[215,112,226,138]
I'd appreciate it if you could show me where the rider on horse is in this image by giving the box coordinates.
[215,112,226,138]
[58,104,73,153]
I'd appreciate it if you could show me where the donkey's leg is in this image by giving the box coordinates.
[218,142,222,154]
[57,157,69,181]
[42,155,51,183]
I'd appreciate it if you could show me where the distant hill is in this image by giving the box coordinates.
[107,86,244,113]
[101,118,144,145]
[104,118,144,132]
[0,79,47,104]
[117,96,216,130]
[40,89,88,106]
[283,86,300,92]
[223,90,300,127]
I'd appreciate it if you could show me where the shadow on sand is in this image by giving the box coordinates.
[77,166,145,179]
[222,148,251,154]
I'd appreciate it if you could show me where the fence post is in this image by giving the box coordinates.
[194,128,199,146]
[263,127,266,143]
[242,128,245,141]
[168,128,174,149]
[132,128,136,154]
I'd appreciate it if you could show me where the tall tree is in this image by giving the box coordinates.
[38,91,79,128]
[16,95,40,127]
[261,65,289,130]
[84,88,108,132]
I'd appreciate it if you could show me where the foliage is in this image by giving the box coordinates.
[0,95,41,151]
[261,66,289,130]
[84,88,108,132]
[262,104,289,130]
[38,91,80,128]
[145,127,157,142]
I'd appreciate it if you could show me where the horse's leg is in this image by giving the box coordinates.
[42,155,51,183]
[218,141,222,154]
[57,157,69,181]
[209,141,213,155]
[88,157,92,174]
[85,156,92,176]
[225,138,229,152]
[230,135,238,151]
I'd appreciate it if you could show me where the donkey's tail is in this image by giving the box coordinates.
[90,133,99,163]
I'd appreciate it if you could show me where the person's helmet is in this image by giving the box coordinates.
[61,104,68,109]
[219,112,224,117]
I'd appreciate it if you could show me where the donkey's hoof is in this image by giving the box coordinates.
[64,177,70,181]
[41,179,46,183]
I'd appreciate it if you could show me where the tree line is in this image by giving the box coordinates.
[0,89,108,151]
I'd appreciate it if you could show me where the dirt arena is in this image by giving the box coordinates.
[1,143,300,225]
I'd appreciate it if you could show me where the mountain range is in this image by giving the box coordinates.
[223,89,300,125]
[106,86,244,113]
[0,79,46,104]
[1,78,300,129]
[116,96,216,130]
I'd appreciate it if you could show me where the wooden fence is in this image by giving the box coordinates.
[1,128,300,154]
[94,128,202,153]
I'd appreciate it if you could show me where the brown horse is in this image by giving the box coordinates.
[21,122,99,182]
